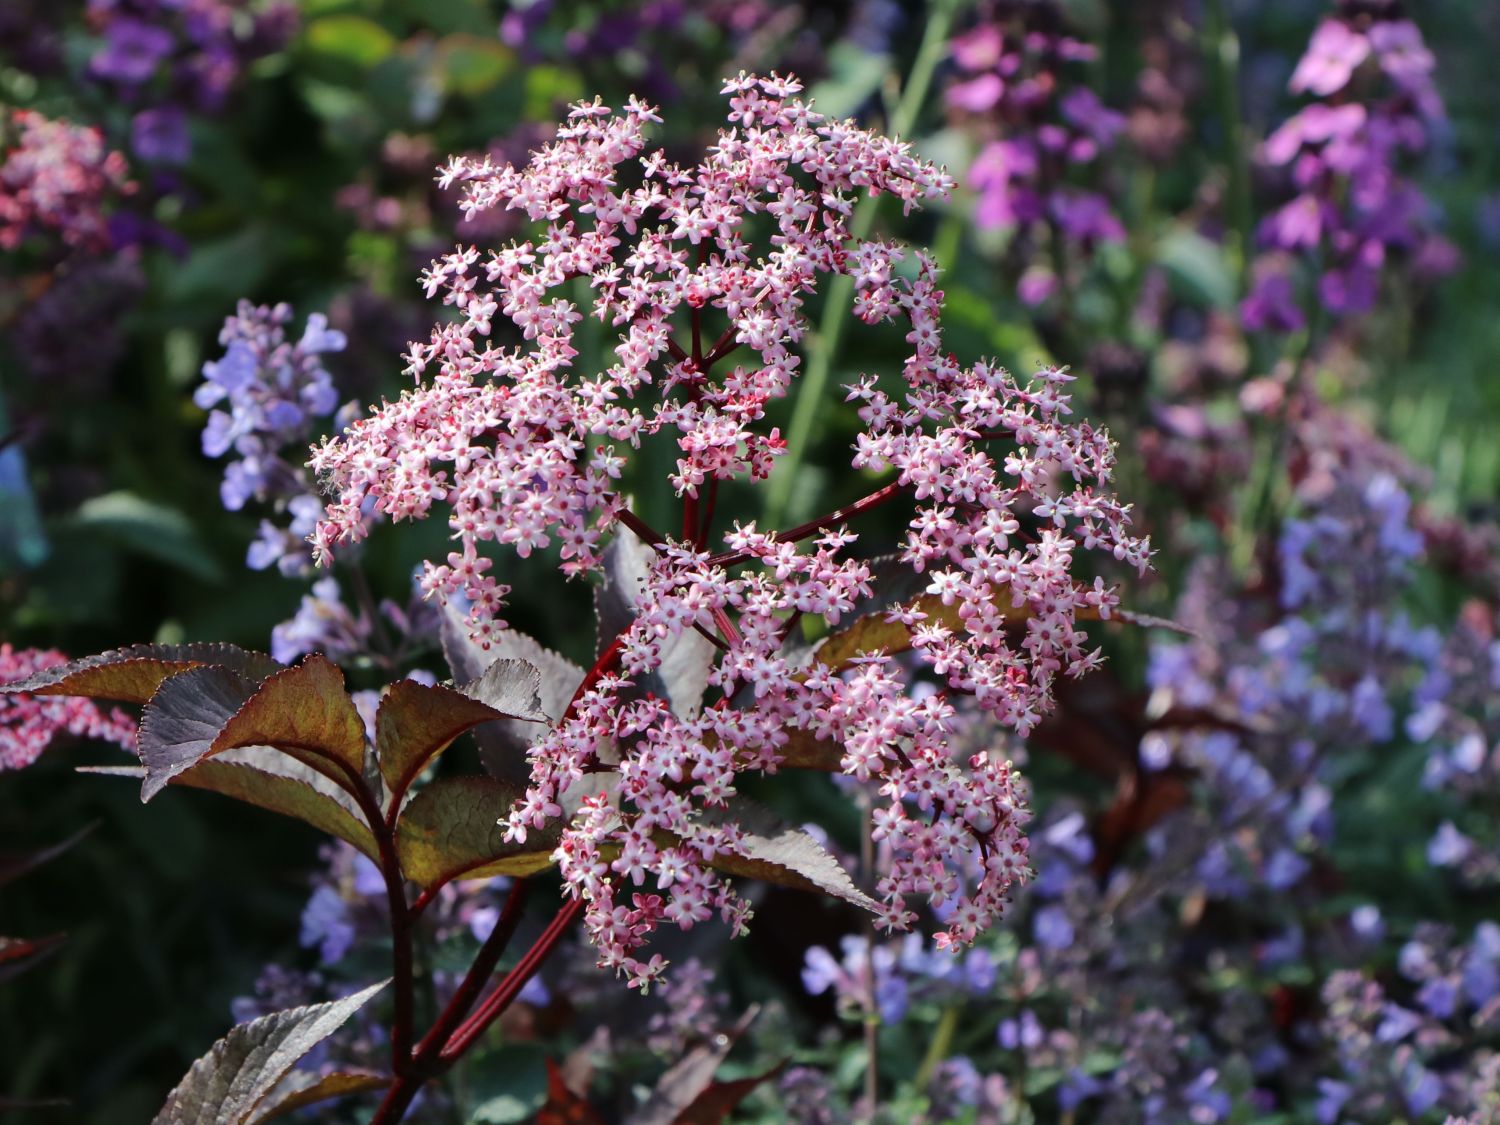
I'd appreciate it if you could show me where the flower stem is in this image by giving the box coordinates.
[439,897,586,1061]
[413,880,533,1061]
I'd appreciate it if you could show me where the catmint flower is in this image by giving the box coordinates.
[197,301,351,573]
[300,885,357,965]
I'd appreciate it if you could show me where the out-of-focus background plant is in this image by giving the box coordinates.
[2,0,1499,1121]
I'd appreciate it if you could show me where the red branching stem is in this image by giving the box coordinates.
[369,1074,424,1125]
[711,480,908,568]
[711,604,743,648]
[701,325,739,369]
[339,776,418,1080]
[696,478,720,550]
[372,632,633,1120]
[439,896,587,1061]
[617,507,667,547]
[380,844,417,1074]
[410,885,439,919]
[413,879,533,1060]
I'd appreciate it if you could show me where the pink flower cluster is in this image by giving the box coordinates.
[310,74,1147,984]
[0,644,136,771]
[0,110,132,253]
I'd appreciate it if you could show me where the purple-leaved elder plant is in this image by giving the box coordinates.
[2,74,1158,1122]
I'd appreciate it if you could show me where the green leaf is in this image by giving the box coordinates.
[808,43,891,120]
[152,979,388,1125]
[395,776,559,889]
[162,227,279,309]
[304,16,397,67]
[244,1070,388,1124]
[468,1044,552,1124]
[0,643,280,704]
[435,34,514,97]
[376,672,543,802]
[1156,226,1235,311]
[210,655,368,786]
[69,491,223,583]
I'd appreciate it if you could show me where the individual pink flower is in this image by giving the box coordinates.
[1289,18,1370,97]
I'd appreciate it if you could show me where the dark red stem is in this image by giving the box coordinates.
[696,478,720,550]
[413,880,532,1060]
[618,507,666,547]
[439,896,587,1061]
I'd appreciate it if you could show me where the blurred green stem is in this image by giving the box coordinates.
[765,0,963,528]
[914,1004,961,1089]
[1205,0,1251,298]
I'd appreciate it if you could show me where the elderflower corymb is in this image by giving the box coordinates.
[310,73,1148,985]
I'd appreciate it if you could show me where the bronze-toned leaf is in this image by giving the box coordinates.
[244,1070,389,1124]
[394,776,560,889]
[377,669,545,803]
[0,643,280,704]
[209,655,368,789]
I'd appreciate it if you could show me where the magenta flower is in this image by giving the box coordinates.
[1289,18,1370,97]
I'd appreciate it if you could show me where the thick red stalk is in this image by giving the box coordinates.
[412,879,533,1061]
[439,896,587,1062]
